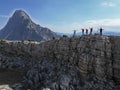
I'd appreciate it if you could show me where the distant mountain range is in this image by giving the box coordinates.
[103,31,120,36]
[0,10,59,41]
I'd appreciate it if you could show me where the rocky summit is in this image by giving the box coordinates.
[0,35,120,90]
[0,10,58,41]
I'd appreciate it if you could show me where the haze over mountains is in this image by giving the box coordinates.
[0,10,58,41]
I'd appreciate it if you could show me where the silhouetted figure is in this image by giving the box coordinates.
[86,29,88,35]
[81,29,84,35]
[90,28,93,35]
[73,30,76,37]
[99,27,103,35]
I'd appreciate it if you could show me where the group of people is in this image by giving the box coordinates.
[73,27,104,37]
[81,27,103,35]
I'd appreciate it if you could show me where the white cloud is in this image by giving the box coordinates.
[101,2,116,7]
[79,19,120,32]
[82,19,120,27]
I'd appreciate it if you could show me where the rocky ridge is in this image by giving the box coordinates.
[0,35,120,90]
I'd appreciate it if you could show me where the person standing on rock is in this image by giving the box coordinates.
[81,29,84,35]
[73,30,76,37]
[99,27,104,35]
[90,28,93,35]
[86,29,88,35]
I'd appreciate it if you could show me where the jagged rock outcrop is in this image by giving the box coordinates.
[0,35,120,90]
[0,10,58,41]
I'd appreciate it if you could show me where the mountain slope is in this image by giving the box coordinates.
[0,10,58,41]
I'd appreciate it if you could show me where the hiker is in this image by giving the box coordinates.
[99,27,103,35]
[90,28,93,35]
[73,30,76,37]
[86,29,88,35]
[81,29,84,35]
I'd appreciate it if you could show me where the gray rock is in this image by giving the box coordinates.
[0,35,120,90]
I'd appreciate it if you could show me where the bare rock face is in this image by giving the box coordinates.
[109,36,120,84]
[0,10,58,41]
[0,35,120,90]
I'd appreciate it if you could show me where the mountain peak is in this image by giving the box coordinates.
[0,10,58,41]
[12,10,30,20]
[5,9,33,28]
[14,9,25,13]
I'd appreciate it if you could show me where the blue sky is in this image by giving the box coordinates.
[0,0,120,33]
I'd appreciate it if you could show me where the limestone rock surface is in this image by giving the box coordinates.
[0,35,120,90]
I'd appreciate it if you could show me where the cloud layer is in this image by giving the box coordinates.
[46,18,120,33]
[101,2,116,7]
